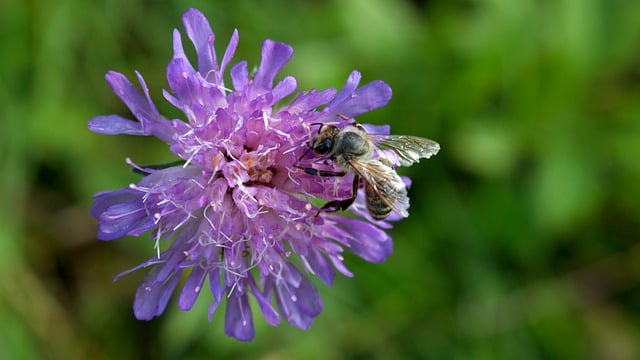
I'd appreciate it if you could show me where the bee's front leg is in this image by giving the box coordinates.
[294,164,346,177]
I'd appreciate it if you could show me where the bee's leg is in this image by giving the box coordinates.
[293,164,358,215]
[318,174,360,215]
[303,168,347,177]
[294,165,346,177]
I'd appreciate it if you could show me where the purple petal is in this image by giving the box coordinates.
[156,223,200,281]
[96,202,147,241]
[326,70,393,118]
[248,276,280,326]
[208,268,223,302]
[341,80,393,116]
[178,266,207,310]
[133,268,182,320]
[329,216,393,263]
[302,248,335,285]
[219,29,239,80]
[162,88,182,110]
[136,164,201,188]
[293,276,323,316]
[253,40,293,91]
[104,71,173,142]
[224,291,255,341]
[126,217,157,236]
[287,88,337,113]
[172,28,187,61]
[272,263,322,329]
[274,281,315,329]
[90,188,138,218]
[327,252,353,277]
[280,261,303,287]
[88,115,143,135]
[207,268,223,321]
[270,76,297,104]
[182,8,217,76]
[105,71,157,125]
[361,123,390,135]
[328,70,361,108]
[231,61,249,91]
[166,58,197,106]
[166,58,227,111]
[208,300,222,322]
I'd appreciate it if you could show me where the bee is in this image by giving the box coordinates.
[298,121,440,220]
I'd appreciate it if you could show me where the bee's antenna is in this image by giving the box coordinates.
[309,122,325,132]
[297,123,324,163]
[297,145,313,162]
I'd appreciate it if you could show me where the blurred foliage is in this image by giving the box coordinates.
[2,0,640,359]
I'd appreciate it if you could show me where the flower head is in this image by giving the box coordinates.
[90,8,396,341]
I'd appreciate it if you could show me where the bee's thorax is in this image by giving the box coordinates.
[333,130,373,162]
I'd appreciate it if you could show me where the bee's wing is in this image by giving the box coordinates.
[349,158,410,218]
[370,134,440,167]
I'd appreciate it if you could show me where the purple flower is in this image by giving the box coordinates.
[89,8,396,341]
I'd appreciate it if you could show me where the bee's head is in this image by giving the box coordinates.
[312,124,340,155]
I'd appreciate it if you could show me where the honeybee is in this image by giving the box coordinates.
[299,122,440,220]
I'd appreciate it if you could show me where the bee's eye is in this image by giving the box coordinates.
[314,138,333,155]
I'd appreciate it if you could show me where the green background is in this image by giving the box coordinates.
[2,0,640,358]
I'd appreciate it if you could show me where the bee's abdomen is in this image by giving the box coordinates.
[365,184,392,220]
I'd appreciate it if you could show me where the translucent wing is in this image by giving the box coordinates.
[370,134,440,167]
[349,158,410,218]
